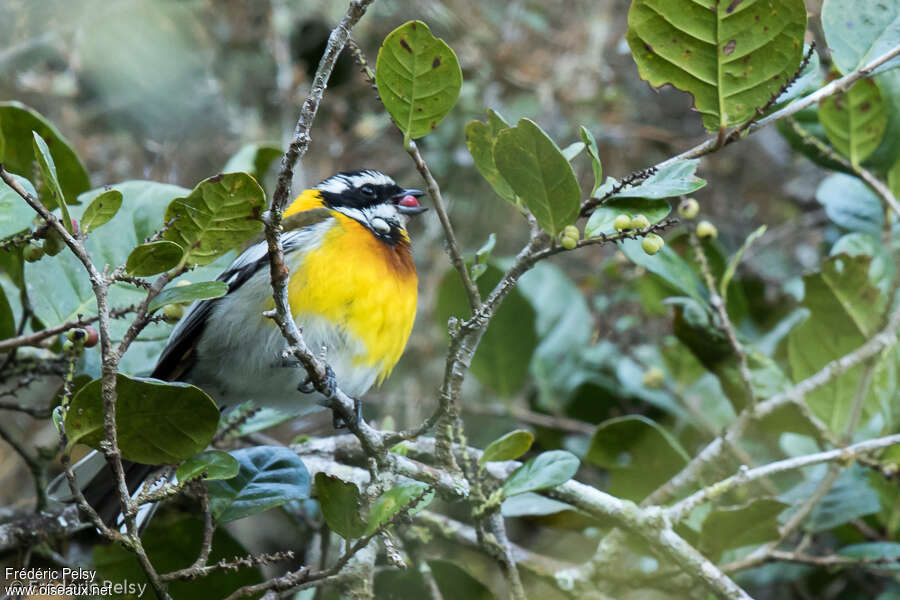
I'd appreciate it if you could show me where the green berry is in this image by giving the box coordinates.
[163,303,185,321]
[642,367,665,389]
[630,214,651,230]
[61,339,75,352]
[678,198,700,219]
[696,220,718,239]
[67,328,86,343]
[563,225,580,240]
[42,229,64,256]
[613,214,631,231]
[561,235,578,250]
[642,235,663,255]
[23,243,45,262]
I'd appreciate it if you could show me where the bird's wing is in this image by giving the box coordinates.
[150,213,332,381]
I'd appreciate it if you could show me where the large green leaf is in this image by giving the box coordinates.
[435,264,537,396]
[148,281,228,313]
[585,415,689,502]
[820,75,888,166]
[163,173,265,267]
[699,498,788,560]
[0,285,13,340]
[608,160,706,200]
[176,450,239,482]
[32,133,74,233]
[94,513,262,599]
[375,20,462,140]
[125,240,184,277]
[493,118,581,236]
[619,238,708,307]
[80,190,123,234]
[502,450,579,497]
[479,430,535,466]
[0,101,90,207]
[816,173,883,235]
[822,0,900,74]
[65,374,219,465]
[626,0,807,131]
[788,255,886,433]
[465,110,516,203]
[0,174,37,238]
[315,473,368,540]
[781,465,881,532]
[206,446,310,523]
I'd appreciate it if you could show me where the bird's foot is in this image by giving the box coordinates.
[332,397,362,430]
[298,364,338,397]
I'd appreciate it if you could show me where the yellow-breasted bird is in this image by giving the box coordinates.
[49,169,428,525]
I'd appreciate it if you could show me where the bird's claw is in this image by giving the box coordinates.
[332,397,362,430]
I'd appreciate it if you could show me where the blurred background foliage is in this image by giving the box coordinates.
[3,0,900,598]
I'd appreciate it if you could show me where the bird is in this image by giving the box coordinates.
[49,169,428,526]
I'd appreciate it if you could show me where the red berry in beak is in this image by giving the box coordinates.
[398,195,420,208]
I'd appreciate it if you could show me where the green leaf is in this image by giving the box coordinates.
[585,197,671,237]
[465,110,516,203]
[830,232,895,295]
[163,173,265,267]
[561,141,585,161]
[125,240,184,277]
[493,118,581,236]
[148,281,228,313]
[480,430,535,466]
[822,0,900,74]
[366,483,434,535]
[788,254,886,433]
[819,74,887,166]
[613,160,706,200]
[0,101,90,207]
[776,108,856,173]
[502,450,579,497]
[585,415,689,502]
[839,542,900,570]
[470,233,497,281]
[435,264,537,396]
[626,0,807,130]
[176,451,239,482]
[501,492,572,518]
[0,174,37,238]
[206,446,311,523]
[315,472,368,539]
[720,225,767,300]
[94,513,262,599]
[580,127,603,196]
[80,190,123,234]
[65,374,219,465]
[781,465,880,532]
[32,132,73,234]
[222,143,282,185]
[816,173,883,235]
[375,20,463,140]
[699,498,788,560]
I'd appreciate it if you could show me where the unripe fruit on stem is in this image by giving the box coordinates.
[642,367,665,389]
[614,214,631,231]
[563,225,580,240]
[678,198,700,219]
[630,214,651,230]
[561,235,578,250]
[61,340,75,352]
[163,304,185,321]
[642,233,664,255]
[42,229,64,256]
[66,328,86,343]
[696,220,718,239]
[613,214,632,231]
[23,243,45,262]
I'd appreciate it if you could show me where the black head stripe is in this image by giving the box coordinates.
[315,169,404,209]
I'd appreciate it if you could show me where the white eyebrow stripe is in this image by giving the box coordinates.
[314,170,397,194]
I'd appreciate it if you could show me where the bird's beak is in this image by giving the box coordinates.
[393,189,429,215]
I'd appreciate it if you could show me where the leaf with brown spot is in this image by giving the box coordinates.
[820,70,887,166]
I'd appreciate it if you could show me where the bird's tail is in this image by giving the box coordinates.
[47,451,162,531]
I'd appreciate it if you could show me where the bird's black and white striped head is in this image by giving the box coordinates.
[316,170,427,242]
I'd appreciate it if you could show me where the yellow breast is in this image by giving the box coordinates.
[284,191,418,383]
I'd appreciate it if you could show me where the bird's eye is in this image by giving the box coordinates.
[360,184,377,198]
